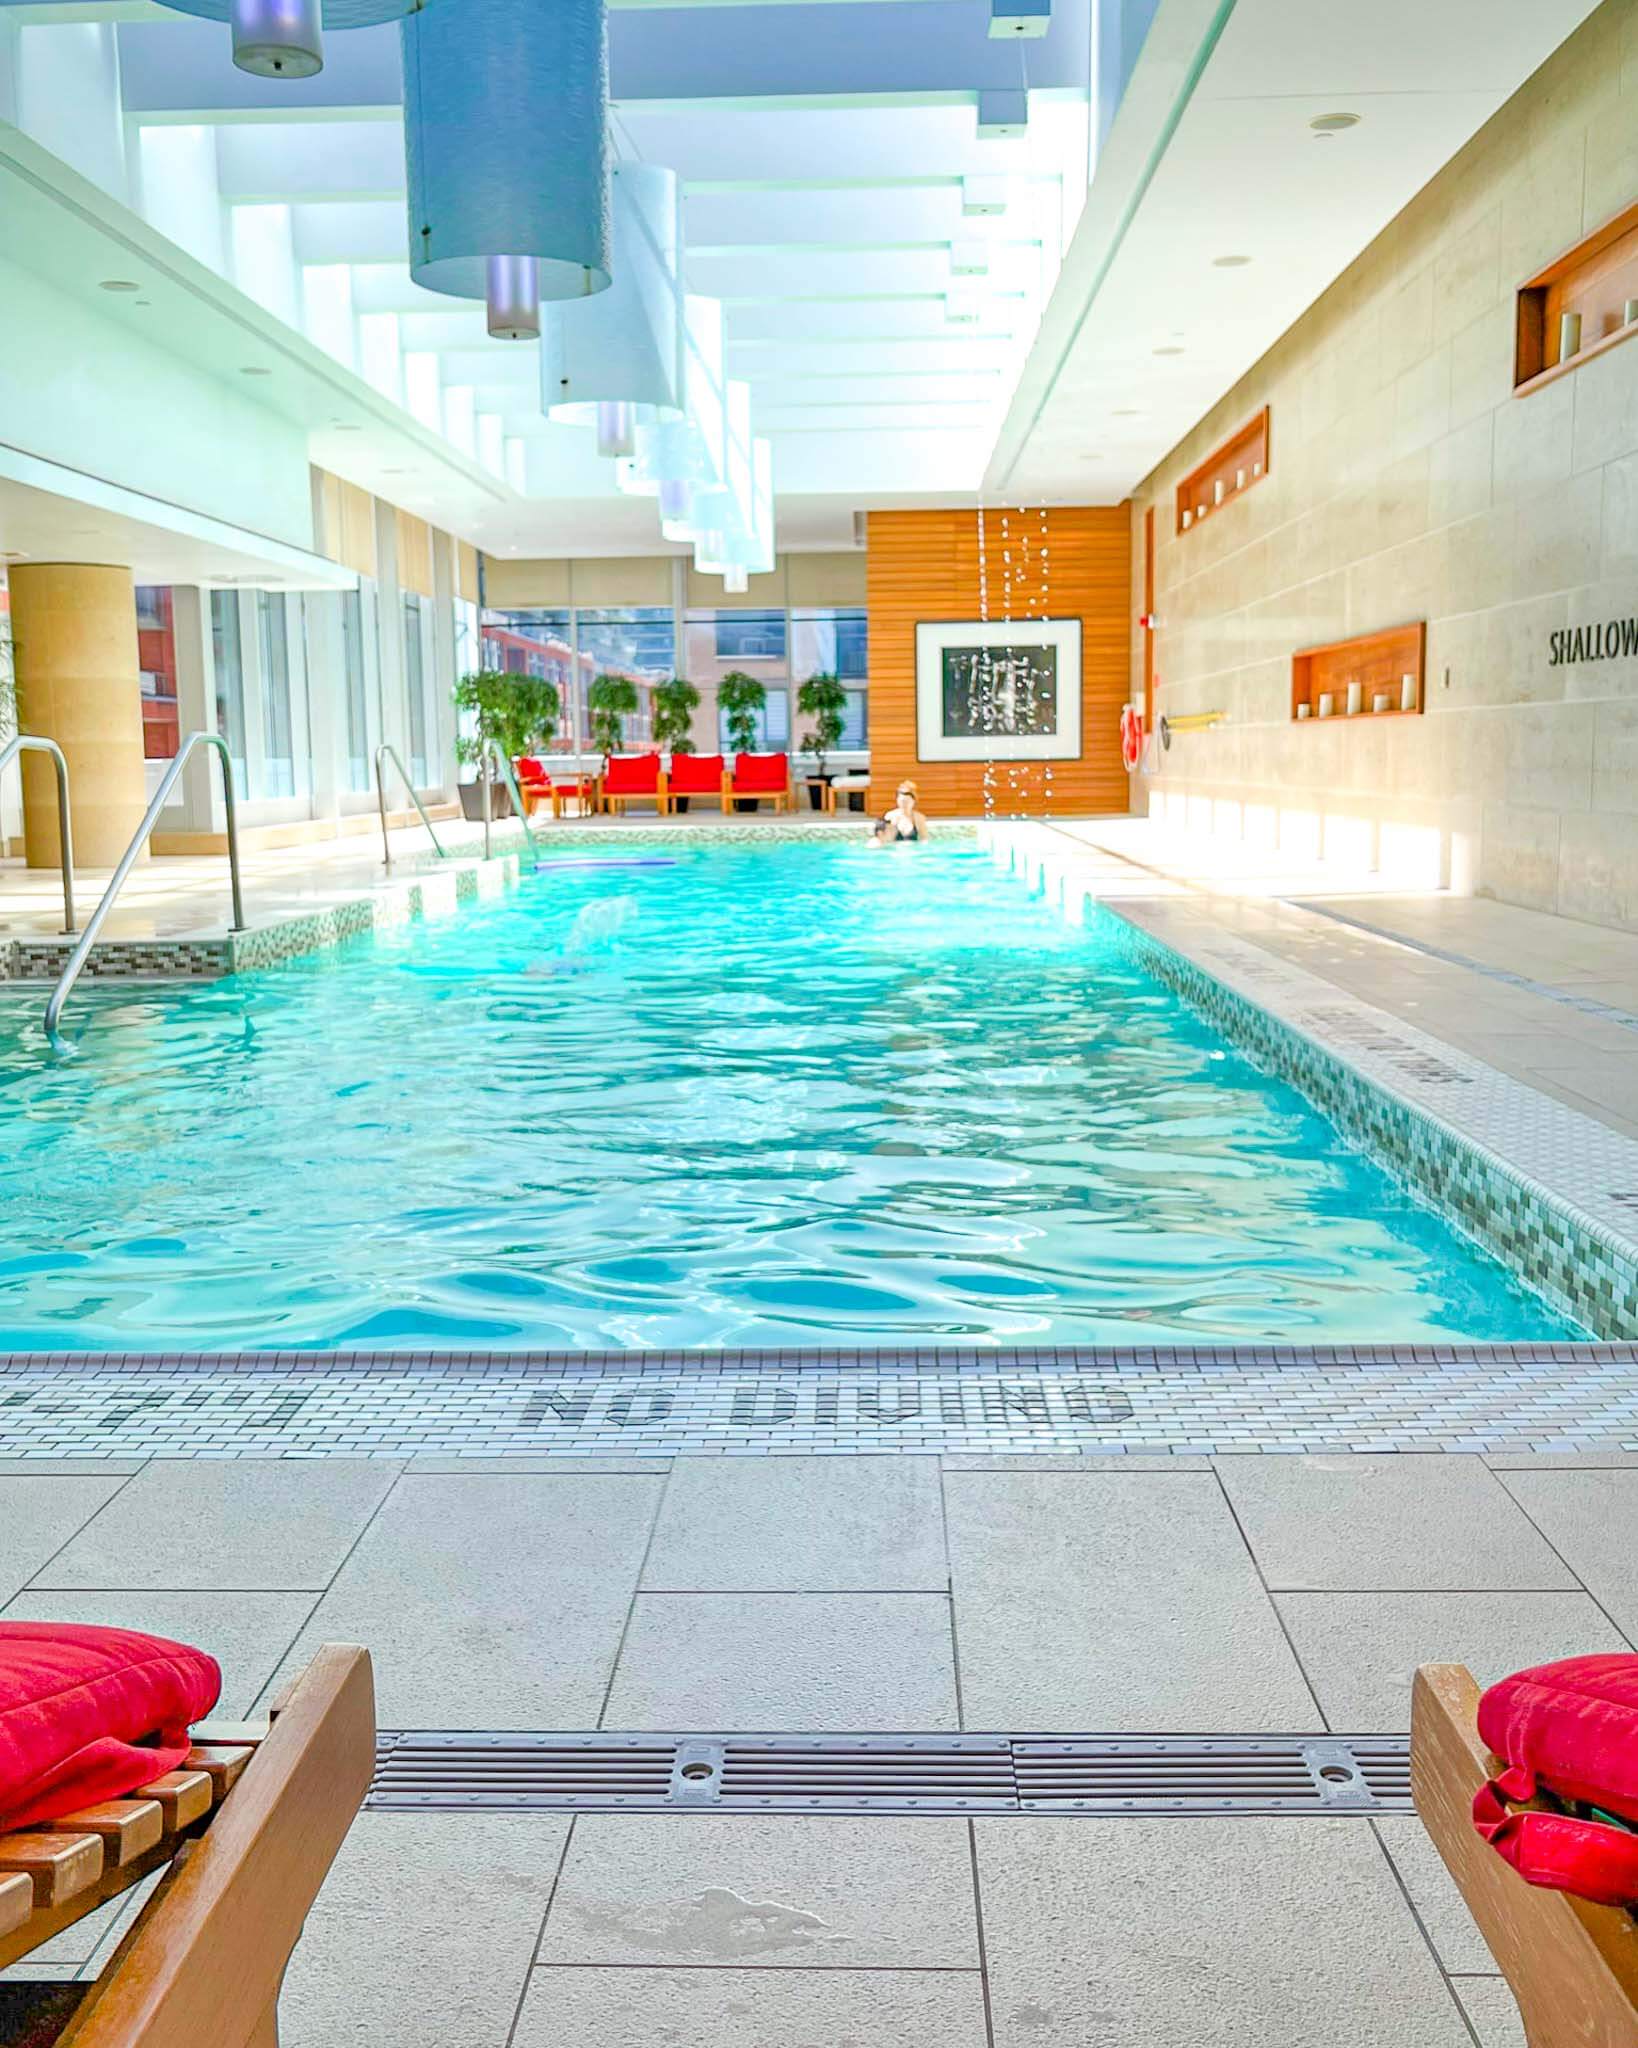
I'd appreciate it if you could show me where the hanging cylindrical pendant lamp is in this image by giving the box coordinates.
[543,164,685,445]
[403,0,611,339]
[154,0,419,81]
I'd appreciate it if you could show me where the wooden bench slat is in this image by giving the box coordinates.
[0,1872,33,1938]
[54,1800,165,1866]
[0,1832,104,1906]
[189,1720,269,1749]
[185,1747,254,1798]
[134,1772,212,1831]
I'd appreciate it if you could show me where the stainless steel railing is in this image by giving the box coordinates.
[479,740,541,870]
[0,734,77,934]
[374,743,447,871]
[44,729,244,1052]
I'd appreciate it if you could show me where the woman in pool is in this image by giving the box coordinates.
[872,779,930,845]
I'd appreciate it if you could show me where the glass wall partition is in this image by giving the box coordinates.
[683,607,790,752]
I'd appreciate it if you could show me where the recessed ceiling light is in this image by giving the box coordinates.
[332,422,362,432]
[1154,345,1186,356]
[1310,112,1361,134]
[1112,407,1144,417]
[1213,255,1252,268]
[98,279,140,292]
[1,550,30,562]
[134,299,152,308]
[240,365,272,377]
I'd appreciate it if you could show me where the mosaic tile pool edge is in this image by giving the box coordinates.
[1092,906,1638,1342]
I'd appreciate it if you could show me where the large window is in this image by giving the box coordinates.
[135,585,180,761]
[340,588,374,793]
[481,597,867,761]
[576,607,673,750]
[480,610,575,750]
[792,605,868,749]
[403,594,429,784]
[256,591,305,798]
[209,589,247,794]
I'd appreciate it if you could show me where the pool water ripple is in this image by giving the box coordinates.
[0,844,1577,1349]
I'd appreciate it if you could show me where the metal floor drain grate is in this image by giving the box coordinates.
[367,1732,1411,1816]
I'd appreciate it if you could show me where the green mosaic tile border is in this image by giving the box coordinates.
[1095,905,1638,1340]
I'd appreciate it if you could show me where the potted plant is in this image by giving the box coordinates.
[454,669,559,822]
[717,670,767,810]
[650,674,700,811]
[587,672,641,758]
[796,671,848,810]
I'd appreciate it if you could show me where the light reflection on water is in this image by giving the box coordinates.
[0,845,1579,1349]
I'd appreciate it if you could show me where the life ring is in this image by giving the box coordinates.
[1119,705,1144,772]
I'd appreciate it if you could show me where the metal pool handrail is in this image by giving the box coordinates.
[45,729,245,1052]
[479,740,541,869]
[375,742,447,870]
[0,734,77,934]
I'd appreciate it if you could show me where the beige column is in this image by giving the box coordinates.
[10,562,148,868]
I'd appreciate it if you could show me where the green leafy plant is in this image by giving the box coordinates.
[453,670,559,778]
[587,671,641,756]
[650,675,700,756]
[796,671,848,780]
[717,669,767,757]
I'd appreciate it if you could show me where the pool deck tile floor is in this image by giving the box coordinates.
[0,1448,1592,2042]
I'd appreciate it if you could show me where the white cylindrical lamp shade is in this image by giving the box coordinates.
[544,163,684,426]
[403,0,611,311]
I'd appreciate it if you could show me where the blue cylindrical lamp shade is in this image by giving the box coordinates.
[543,164,684,432]
[403,0,611,318]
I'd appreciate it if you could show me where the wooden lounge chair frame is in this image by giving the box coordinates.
[0,1642,374,2048]
[1411,1663,1638,2048]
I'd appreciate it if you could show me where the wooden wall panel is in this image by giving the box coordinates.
[396,512,435,600]
[865,506,1131,816]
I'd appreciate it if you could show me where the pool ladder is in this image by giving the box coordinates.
[372,741,538,871]
[0,734,77,937]
[43,729,244,1052]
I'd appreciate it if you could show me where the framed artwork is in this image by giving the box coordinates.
[914,617,1083,761]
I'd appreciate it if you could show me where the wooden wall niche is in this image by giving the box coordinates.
[1291,621,1426,724]
[1174,408,1269,536]
[1515,200,1638,394]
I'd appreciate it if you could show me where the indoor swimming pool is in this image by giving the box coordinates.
[0,844,1579,1350]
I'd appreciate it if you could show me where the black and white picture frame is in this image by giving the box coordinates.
[914,618,1082,761]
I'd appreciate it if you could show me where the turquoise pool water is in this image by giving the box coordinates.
[0,844,1577,1350]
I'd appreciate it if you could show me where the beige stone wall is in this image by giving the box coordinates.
[1131,0,1638,925]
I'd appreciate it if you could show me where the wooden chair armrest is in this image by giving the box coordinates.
[1411,1663,1638,2048]
[57,1643,375,2048]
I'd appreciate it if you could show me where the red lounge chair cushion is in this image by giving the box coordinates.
[0,1622,222,1832]
[516,756,549,788]
[1472,1654,1638,1905]
[602,754,662,796]
[668,754,726,795]
[732,752,789,794]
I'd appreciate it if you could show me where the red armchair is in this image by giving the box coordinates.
[663,753,730,814]
[598,752,667,815]
[729,751,793,813]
